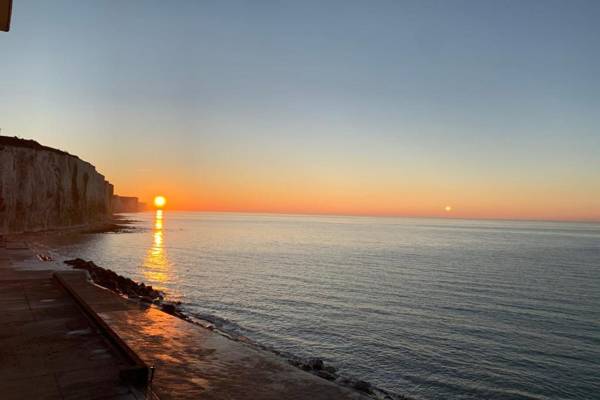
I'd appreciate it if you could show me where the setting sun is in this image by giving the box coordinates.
[154,195,167,209]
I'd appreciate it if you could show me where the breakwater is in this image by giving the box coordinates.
[0,136,114,234]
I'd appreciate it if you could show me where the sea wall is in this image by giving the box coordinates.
[0,136,113,234]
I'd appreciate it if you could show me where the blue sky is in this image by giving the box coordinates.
[1,1,599,219]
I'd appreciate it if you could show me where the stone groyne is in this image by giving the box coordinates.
[0,136,114,234]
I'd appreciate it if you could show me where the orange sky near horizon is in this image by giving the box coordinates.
[112,164,599,222]
[1,129,595,222]
[81,129,598,223]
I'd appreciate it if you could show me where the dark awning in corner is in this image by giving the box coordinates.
[1,0,13,32]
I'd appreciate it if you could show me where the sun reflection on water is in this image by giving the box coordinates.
[154,211,163,230]
[143,209,170,284]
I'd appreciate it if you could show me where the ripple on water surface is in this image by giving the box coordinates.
[52,213,600,399]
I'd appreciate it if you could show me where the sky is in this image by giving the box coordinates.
[1,0,599,221]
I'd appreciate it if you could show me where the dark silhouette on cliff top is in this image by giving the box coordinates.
[0,135,78,159]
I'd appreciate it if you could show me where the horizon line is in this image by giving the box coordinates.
[135,209,600,224]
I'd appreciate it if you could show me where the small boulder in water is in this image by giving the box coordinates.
[306,358,324,371]
[353,380,372,393]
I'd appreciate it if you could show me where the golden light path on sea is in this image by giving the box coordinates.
[143,209,170,284]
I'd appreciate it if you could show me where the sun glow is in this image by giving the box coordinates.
[154,195,167,208]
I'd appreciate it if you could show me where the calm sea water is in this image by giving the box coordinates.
[47,212,600,399]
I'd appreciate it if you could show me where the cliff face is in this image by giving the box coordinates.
[113,195,143,213]
[0,137,114,234]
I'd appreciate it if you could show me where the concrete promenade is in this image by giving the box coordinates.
[0,240,368,400]
[0,241,149,400]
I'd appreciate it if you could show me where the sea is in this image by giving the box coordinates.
[43,212,600,400]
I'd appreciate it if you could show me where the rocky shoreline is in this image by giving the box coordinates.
[63,257,409,400]
[64,258,189,320]
[0,217,138,244]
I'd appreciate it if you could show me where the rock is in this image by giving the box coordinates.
[306,358,324,371]
[316,370,337,381]
[126,290,138,299]
[353,380,372,393]
[323,365,337,374]
[102,279,117,291]
[140,296,154,303]
[161,303,176,314]
[71,262,88,270]
[300,363,311,371]
[64,258,201,322]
